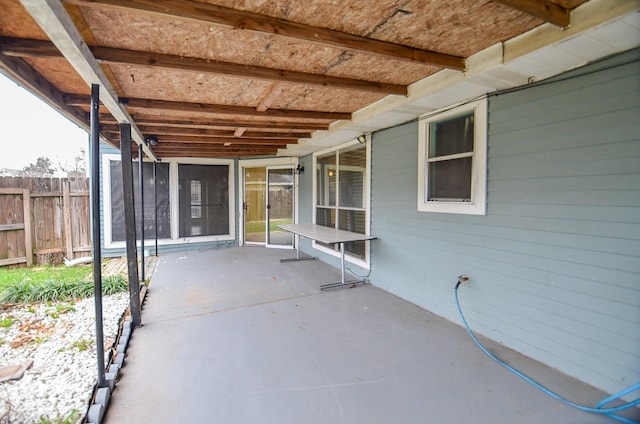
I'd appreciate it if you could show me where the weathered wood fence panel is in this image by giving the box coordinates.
[0,177,91,267]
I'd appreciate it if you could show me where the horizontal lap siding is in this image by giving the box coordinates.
[370,49,640,395]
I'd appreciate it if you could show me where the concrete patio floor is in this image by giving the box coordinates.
[104,246,635,424]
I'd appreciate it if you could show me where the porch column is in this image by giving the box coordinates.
[138,144,145,283]
[89,84,106,387]
[120,124,142,327]
[153,161,158,256]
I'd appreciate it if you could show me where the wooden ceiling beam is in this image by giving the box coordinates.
[122,97,352,120]
[151,142,290,150]
[150,136,294,146]
[92,45,407,95]
[64,94,351,120]
[152,147,280,157]
[0,37,407,95]
[65,0,465,70]
[99,114,330,130]
[494,0,570,27]
[133,125,310,139]
[159,152,279,158]
[101,133,295,146]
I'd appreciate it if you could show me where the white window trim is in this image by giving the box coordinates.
[102,154,235,249]
[312,137,371,269]
[417,99,487,215]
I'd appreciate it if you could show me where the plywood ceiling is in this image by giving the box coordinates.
[0,0,587,159]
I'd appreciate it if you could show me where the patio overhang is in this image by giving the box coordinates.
[2,0,637,161]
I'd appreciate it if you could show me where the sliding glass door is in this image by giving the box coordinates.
[243,166,294,247]
[266,168,294,247]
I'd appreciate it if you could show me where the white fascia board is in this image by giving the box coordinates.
[503,0,640,63]
[19,0,156,161]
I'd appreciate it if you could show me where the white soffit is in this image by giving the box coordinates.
[282,0,640,157]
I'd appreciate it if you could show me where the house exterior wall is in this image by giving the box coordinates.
[368,49,639,395]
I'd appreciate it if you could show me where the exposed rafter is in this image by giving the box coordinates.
[494,0,570,27]
[63,94,352,121]
[18,0,156,160]
[150,146,282,158]
[65,0,466,70]
[136,126,310,139]
[100,124,309,140]
[0,37,408,95]
[99,114,331,131]
[107,135,293,146]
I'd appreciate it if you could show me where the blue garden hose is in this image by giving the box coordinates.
[454,277,640,423]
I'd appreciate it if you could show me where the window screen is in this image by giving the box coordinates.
[178,164,229,237]
[110,161,170,242]
[427,112,474,201]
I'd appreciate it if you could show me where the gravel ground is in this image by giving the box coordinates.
[0,293,129,423]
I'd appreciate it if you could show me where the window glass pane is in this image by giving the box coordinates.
[428,157,472,201]
[178,164,229,237]
[316,207,335,228]
[429,112,474,158]
[339,209,365,259]
[338,144,365,209]
[110,161,171,242]
[316,153,336,207]
[316,207,336,250]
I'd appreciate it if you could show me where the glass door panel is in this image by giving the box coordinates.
[267,168,294,247]
[244,167,266,244]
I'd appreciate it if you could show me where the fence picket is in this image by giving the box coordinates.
[0,177,90,267]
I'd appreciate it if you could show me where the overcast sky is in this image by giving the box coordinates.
[0,73,89,174]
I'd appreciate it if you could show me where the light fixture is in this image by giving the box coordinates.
[144,135,158,146]
[295,164,304,175]
[357,134,367,144]
[328,169,335,177]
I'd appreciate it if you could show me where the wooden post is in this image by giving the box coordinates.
[22,189,33,267]
[62,181,74,259]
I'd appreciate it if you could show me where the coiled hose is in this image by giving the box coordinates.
[454,277,640,423]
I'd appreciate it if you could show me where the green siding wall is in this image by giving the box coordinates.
[369,49,640,395]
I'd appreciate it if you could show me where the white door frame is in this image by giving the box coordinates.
[239,157,299,247]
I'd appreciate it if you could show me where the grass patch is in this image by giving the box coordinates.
[38,409,81,424]
[0,317,18,328]
[45,303,76,319]
[0,264,128,304]
[0,266,91,293]
[69,339,93,352]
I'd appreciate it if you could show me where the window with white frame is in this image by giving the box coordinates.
[102,154,234,247]
[417,99,487,215]
[315,141,369,262]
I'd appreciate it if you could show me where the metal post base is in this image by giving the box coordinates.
[320,279,367,291]
[280,255,317,263]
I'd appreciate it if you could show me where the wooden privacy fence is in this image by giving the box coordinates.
[0,177,91,267]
